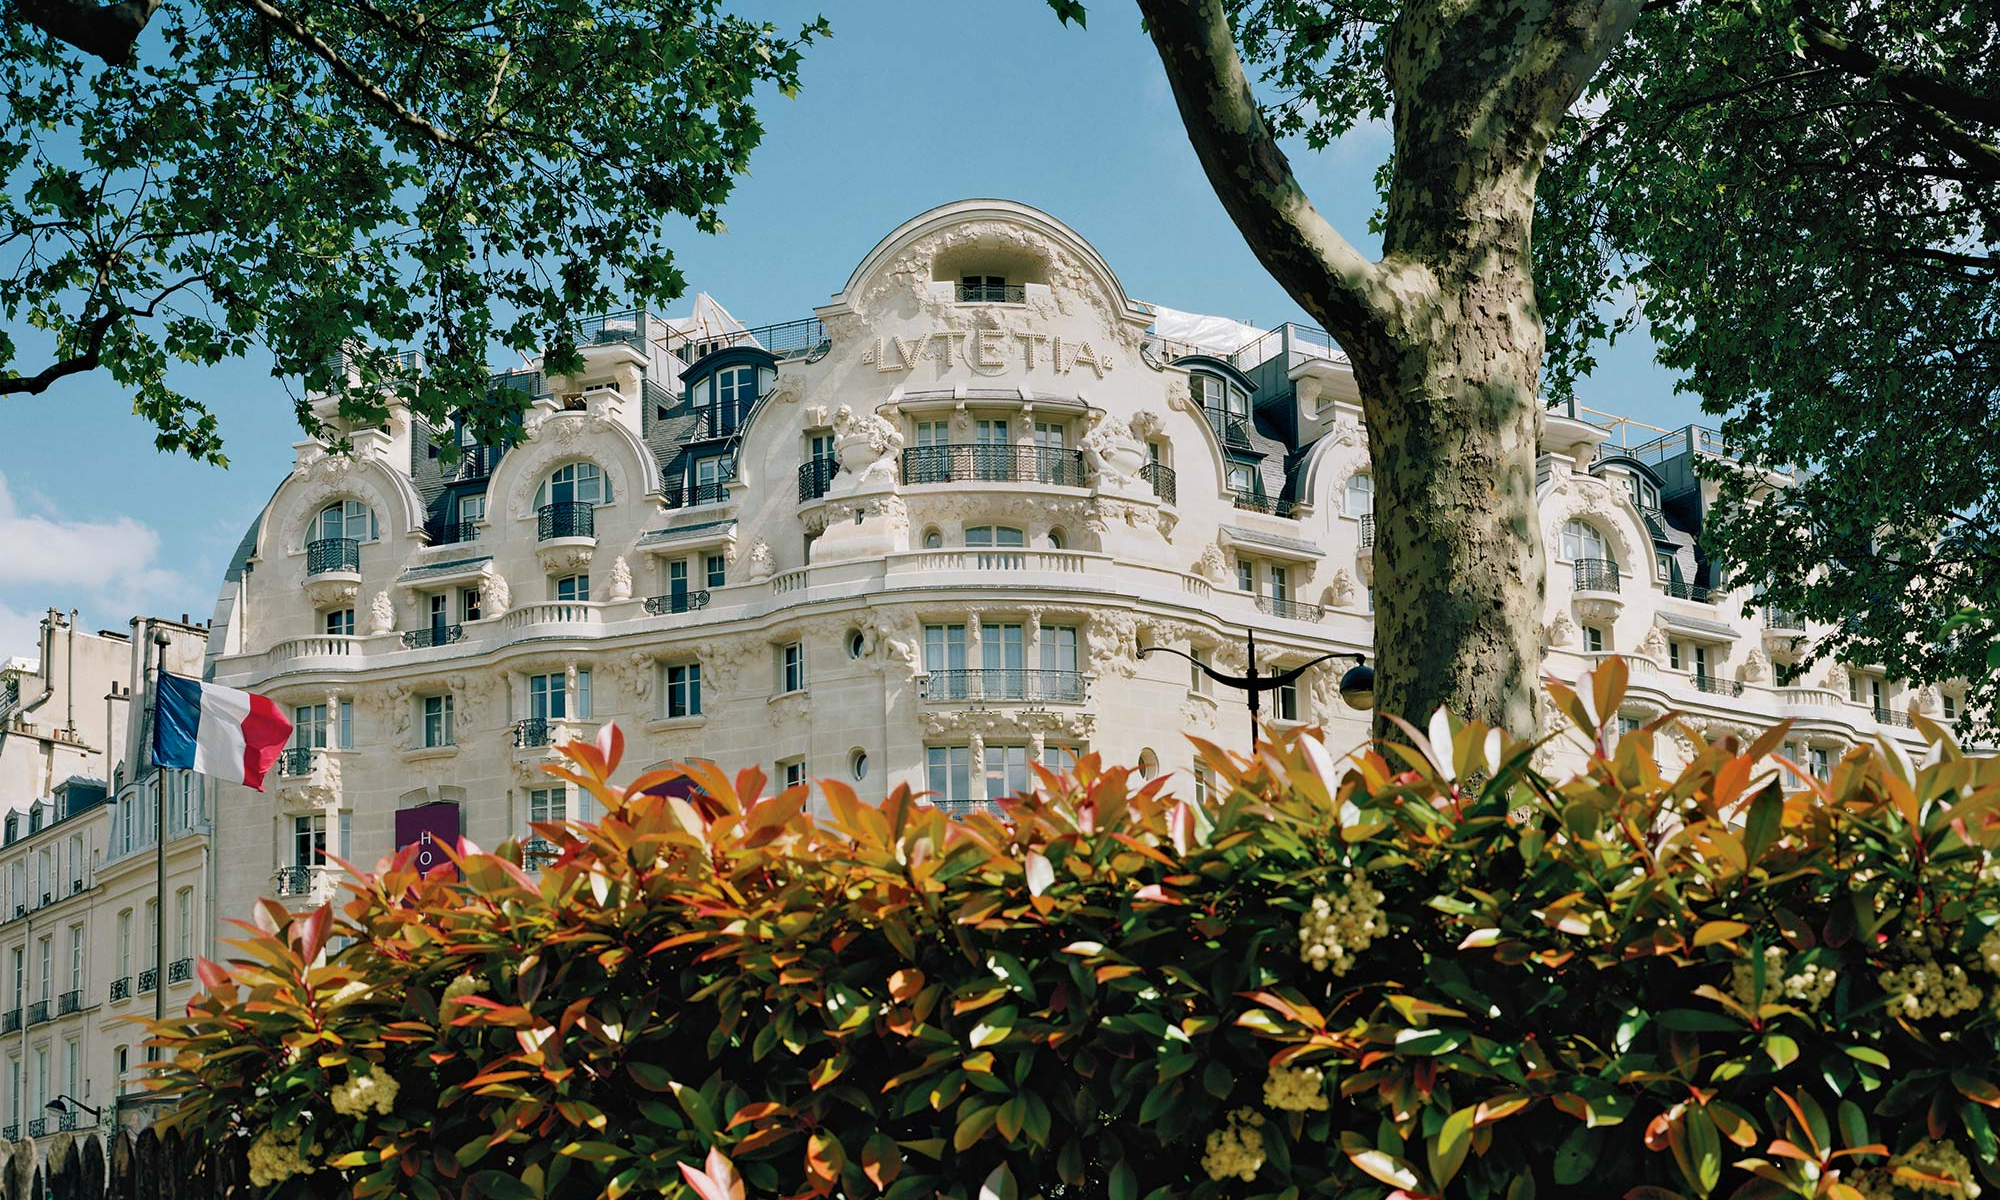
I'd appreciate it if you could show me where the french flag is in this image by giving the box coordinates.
[153,672,293,792]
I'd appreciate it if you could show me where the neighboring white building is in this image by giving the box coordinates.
[201,198,1942,928]
[0,614,131,813]
[0,616,211,1143]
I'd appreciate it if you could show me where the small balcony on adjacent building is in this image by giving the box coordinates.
[402,624,465,649]
[1231,488,1297,519]
[1256,596,1326,623]
[919,669,1088,705]
[57,989,80,1016]
[1661,579,1719,604]
[512,717,553,749]
[108,976,130,1004]
[1139,461,1176,506]
[644,590,711,616]
[798,457,838,502]
[137,967,158,993]
[663,476,735,510]
[1689,673,1745,698]
[2,1008,19,1034]
[169,957,194,985]
[901,444,1087,488]
[425,519,481,546]
[26,1000,48,1026]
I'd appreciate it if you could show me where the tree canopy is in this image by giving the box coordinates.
[0,0,825,461]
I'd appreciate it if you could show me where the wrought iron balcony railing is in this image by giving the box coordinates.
[1230,488,1297,519]
[169,957,194,985]
[402,624,464,649]
[644,590,711,616]
[57,989,79,1015]
[1690,673,1744,697]
[1257,597,1326,623]
[441,445,489,482]
[1764,606,1804,631]
[26,1118,45,1138]
[272,866,316,897]
[798,456,837,502]
[691,403,752,440]
[26,1000,48,1025]
[305,538,360,575]
[137,967,158,993]
[1662,579,1718,603]
[276,747,317,777]
[1873,707,1915,728]
[1359,513,1375,549]
[513,717,553,748]
[663,477,734,509]
[919,669,1087,704]
[537,501,595,540]
[2,1009,19,1034]
[1204,408,1253,449]
[108,976,130,1003]
[1140,461,1176,505]
[956,282,1026,304]
[522,837,560,871]
[1573,558,1621,593]
[3,1124,16,1141]
[56,1112,76,1132]
[426,519,481,545]
[900,445,1087,488]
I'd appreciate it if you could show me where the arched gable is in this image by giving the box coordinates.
[1539,471,1646,577]
[268,449,427,557]
[494,411,664,520]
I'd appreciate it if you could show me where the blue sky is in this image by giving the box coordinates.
[0,1,1699,662]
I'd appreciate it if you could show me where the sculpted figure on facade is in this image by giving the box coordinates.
[1637,624,1669,662]
[746,540,776,582]
[1086,611,1143,678]
[830,405,904,493]
[1823,661,1849,694]
[1194,544,1229,584]
[1545,611,1579,648]
[1080,409,1147,495]
[1741,648,1770,684]
[367,591,395,636]
[607,556,634,602]
[1325,568,1358,609]
[484,572,511,617]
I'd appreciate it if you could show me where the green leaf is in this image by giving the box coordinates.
[468,1172,538,1200]
[1429,1106,1477,1188]
[1554,1124,1598,1186]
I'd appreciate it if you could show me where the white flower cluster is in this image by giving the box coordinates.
[1978,928,2000,978]
[1262,1062,1330,1112]
[1730,945,1837,1012]
[442,972,488,1006]
[1854,1138,1983,1199]
[330,1070,401,1118]
[1201,1108,1267,1182]
[1878,932,1985,1021]
[247,1125,309,1187]
[1298,873,1388,976]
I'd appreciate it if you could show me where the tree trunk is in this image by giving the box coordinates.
[1135,0,1639,737]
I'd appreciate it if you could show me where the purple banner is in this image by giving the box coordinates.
[395,803,461,878]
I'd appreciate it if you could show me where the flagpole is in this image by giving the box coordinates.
[151,631,169,1030]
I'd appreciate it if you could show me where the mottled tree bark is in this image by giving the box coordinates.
[1137,0,1641,736]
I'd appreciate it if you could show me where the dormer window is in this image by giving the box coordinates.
[535,462,609,508]
[1191,373,1248,419]
[958,275,1020,303]
[1623,472,1660,511]
[310,500,377,544]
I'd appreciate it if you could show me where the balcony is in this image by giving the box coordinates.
[1359,513,1375,552]
[305,537,360,575]
[537,501,595,541]
[500,602,601,634]
[2,1124,15,1141]
[663,477,734,510]
[919,669,1087,704]
[956,282,1025,304]
[644,590,711,616]
[277,747,318,777]
[1573,559,1621,593]
[1764,606,1804,633]
[1204,408,1253,450]
[522,836,561,871]
[169,957,194,985]
[27,1118,45,1139]
[1690,673,1745,698]
[272,866,317,897]
[138,968,158,993]
[26,1000,48,1026]
[513,717,553,748]
[690,404,751,440]
[1140,461,1176,505]
[900,445,1086,488]
[108,976,130,1003]
[441,445,490,483]
[1257,596,1326,623]
[1,1009,18,1034]
[798,457,837,502]
[426,519,481,546]
[56,1111,76,1132]
[1873,707,1915,729]
[1231,489,1297,519]
[57,989,79,1015]
[1661,580,1718,603]
[402,624,464,649]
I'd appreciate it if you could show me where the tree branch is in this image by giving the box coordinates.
[232,0,477,153]
[0,308,119,395]
[1132,0,1386,340]
[1791,11,2000,131]
[13,0,163,65]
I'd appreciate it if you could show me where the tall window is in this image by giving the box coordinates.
[668,559,689,606]
[1193,763,1215,804]
[781,759,807,790]
[779,642,805,693]
[1808,747,1830,778]
[293,704,329,748]
[65,833,83,889]
[926,746,972,809]
[293,815,326,867]
[175,886,194,958]
[460,587,482,623]
[114,1047,127,1095]
[1041,626,1079,675]
[693,455,730,499]
[974,418,1010,481]
[1190,648,1211,695]
[925,625,967,695]
[1345,472,1374,516]
[705,554,727,589]
[1277,680,1300,722]
[529,673,566,721]
[457,493,485,528]
[535,462,609,508]
[715,365,758,425]
[37,935,51,1001]
[310,499,376,543]
[1871,679,1886,715]
[68,925,82,991]
[1236,560,1254,592]
[529,786,566,826]
[65,1039,78,1102]
[1268,564,1289,602]
[1584,626,1605,653]
[666,663,702,719]
[324,609,355,636]
[423,694,455,748]
[554,573,590,602]
[117,910,131,980]
[984,623,1025,697]
[984,745,1031,801]
[1560,519,1610,563]
[8,947,18,1010]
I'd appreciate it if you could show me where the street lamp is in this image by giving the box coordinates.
[1138,629,1367,744]
[46,1095,101,1118]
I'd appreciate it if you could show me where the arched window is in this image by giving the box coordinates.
[536,462,609,509]
[922,527,944,550]
[1044,528,1066,550]
[310,500,376,544]
[1560,519,1611,564]
[1137,748,1160,780]
[1345,473,1374,517]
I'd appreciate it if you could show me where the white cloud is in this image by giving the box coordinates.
[0,471,200,658]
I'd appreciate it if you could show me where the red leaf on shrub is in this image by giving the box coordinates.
[1132,884,1182,905]
[679,1162,733,1200]
[807,1131,844,1181]
[596,721,623,775]
[193,958,232,992]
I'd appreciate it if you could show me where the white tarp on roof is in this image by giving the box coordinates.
[665,293,753,348]
[1147,304,1266,355]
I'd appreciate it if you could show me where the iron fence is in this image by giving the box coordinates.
[1662,579,1717,603]
[538,501,595,540]
[57,989,79,1015]
[664,478,734,509]
[108,977,130,1003]
[1765,606,1804,630]
[1231,488,1297,518]
[272,867,314,897]
[1359,513,1375,549]
[1573,558,1621,592]
[644,590,711,616]
[305,538,360,575]
[1140,461,1176,505]
[900,444,1087,487]
[402,624,464,649]
[919,670,1086,704]
[1690,674,1744,697]
[798,457,838,501]
[1257,597,1326,623]
[169,957,194,984]
[513,717,552,748]
[956,283,1026,304]
[276,747,316,777]
[426,519,480,545]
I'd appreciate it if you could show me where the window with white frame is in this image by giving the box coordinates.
[293,814,326,867]
[779,642,805,693]
[781,759,807,790]
[553,573,590,602]
[705,553,727,589]
[458,493,485,529]
[1041,744,1079,772]
[1584,626,1605,653]
[1276,679,1300,722]
[926,746,972,809]
[67,924,82,991]
[1236,559,1254,592]
[984,744,1031,801]
[1268,564,1289,602]
[529,673,566,721]
[1226,464,1254,492]
[535,461,609,508]
[1193,763,1214,804]
[529,786,567,825]
[1345,472,1374,517]
[324,608,355,636]
[310,500,376,544]
[665,663,702,718]
[1559,519,1610,563]
[1190,648,1211,695]
[422,694,455,748]
[461,587,482,622]
[965,525,1025,548]
[175,889,193,960]
[1041,625,1079,675]
[924,625,967,688]
[1944,692,1959,719]
[1808,746,1830,778]
[116,910,131,981]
